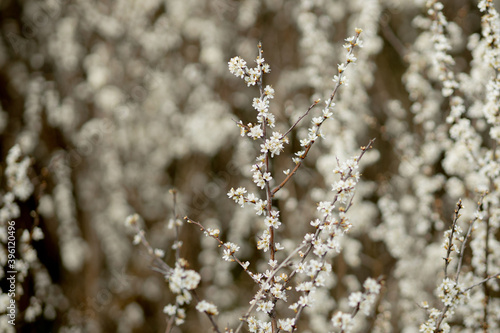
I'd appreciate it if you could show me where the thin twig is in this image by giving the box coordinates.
[184,216,255,280]
[464,273,500,292]
[281,100,320,139]
[443,200,463,279]
[271,143,313,196]
[234,242,310,333]
[455,194,485,283]
[271,31,362,196]
[170,189,181,262]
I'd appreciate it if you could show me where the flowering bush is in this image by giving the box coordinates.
[0,0,499,332]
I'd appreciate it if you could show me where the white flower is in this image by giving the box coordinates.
[163,304,177,316]
[252,168,272,189]
[222,242,240,261]
[228,56,247,78]
[303,233,315,242]
[261,132,288,157]
[257,229,271,251]
[248,125,264,139]
[331,311,352,331]
[252,97,269,113]
[168,266,201,294]
[317,201,335,215]
[322,107,333,118]
[5,144,34,201]
[264,85,275,98]
[310,219,321,227]
[295,261,306,273]
[264,214,281,229]
[296,281,314,292]
[125,214,139,226]
[278,318,295,332]
[154,248,165,258]
[228,187,247,207]
[256,300,274,314]
[245,67,261,86]
[348,291,363,307]
[132,230,143,245]
[204,228,220,238]
[363,278,381,294]
[297,295,310,307]
[32,227,44,240]
[196,300,219,315]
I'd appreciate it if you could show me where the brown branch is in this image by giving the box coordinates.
[281,100,320,139]
[443,200,463,279]
[271,143,313,196]
[184,216,255,279]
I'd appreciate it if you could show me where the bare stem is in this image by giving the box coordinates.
[443,200,463,279]
[455,194,485,283]
[170,189,181,262]
[234,242,310,333]
[272,30,362,197]
[184,216,255,280]
[281,100,320,139]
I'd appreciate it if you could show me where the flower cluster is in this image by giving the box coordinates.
[251,165,272,189]
[222,242,240,262]
[195,300,219,316]
[426,0,459,97]
[438,278,468,307]
[168,264,201,295]
[126,212,204,327]
[198,30,371,333]
[420,277,469,333]
[291,30,363,167]
[442,224,463,254]
[5,144,33,202]
[164,265,202,325]
[228,52,271,87]
[331,278,381,332]
[7,0,500,331]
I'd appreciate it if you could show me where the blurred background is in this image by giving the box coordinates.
[0,0,499,332]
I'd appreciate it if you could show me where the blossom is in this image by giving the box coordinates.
[252,166,272,189]
[228,56,247,78]
[252,97,269,113]
[256,300,274,314]
[196,300,219,316]
[168,265,201,294]
[257,229,271,251]
[264,215,281,229]
[278,318,295,332]
[163,304,177,316]
[331,312,352,331]
[154,248,165,258]
[348,291,363,307]
[264,85,275,98]
[245,67,261,86]
[5,144,34,201]
[222,242,240,261]
[228,187,247,207]
[261,132,288,157]
[363,277,381,294]
[248,125,264,139]
[125,214,139,227]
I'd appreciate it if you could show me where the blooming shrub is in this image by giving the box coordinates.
[0,0,499,332]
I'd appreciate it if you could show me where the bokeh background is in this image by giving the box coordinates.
[0,0,499,332]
